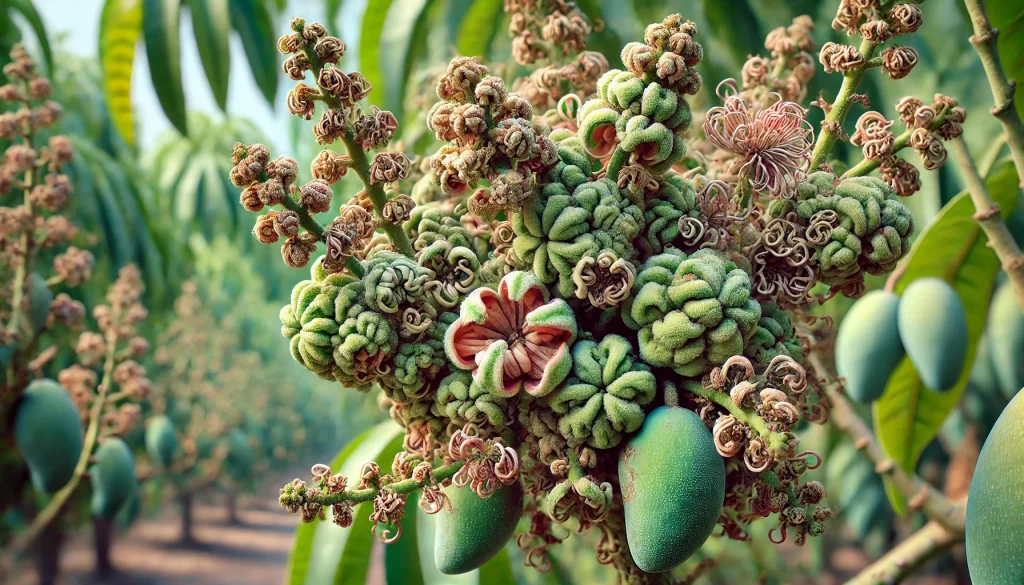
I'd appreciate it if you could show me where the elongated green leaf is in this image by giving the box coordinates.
[358,0,395,108]
[334,432,406,585]
[327,0,348,26]
[379,0,436,121]
[456,0,504,59]
[143,0,188,135]
[229,0,278,105]
[478,546,516,585]
[301,421,403,585]
[7,0,52,74]
[99,0,142,146]
[186,0,231,111]
[701,0,762,69]
[874,160,1021,513]
[384,493,424,585]
[989,0,1024,119]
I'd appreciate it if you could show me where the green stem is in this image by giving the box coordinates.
[843,520,960,585]
[682,381,791,456]
[4,134,36,388]
[299,48,415,258]
[842,107,953,179]
[963,0,1024,185]
[0,331,119,573]
[302,461,465,507]
[809,38,878,170]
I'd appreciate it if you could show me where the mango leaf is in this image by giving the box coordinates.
[456,0,503,59]
[478,546,516,585]
[384,493,425,585]
[988,0,1024,119]
[701,0,762,70]
[288,421,402,585]
[327,0,348,26]
[228,0,278,105]
[379,0,437,121]
[7,0,52,74]
[186,0,231,111]
[99,0,142,146]
[142,0,187,136]
[358,0,396,109]
[874,160,1021,513]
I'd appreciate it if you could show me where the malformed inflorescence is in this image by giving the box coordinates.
[226,2,955,582]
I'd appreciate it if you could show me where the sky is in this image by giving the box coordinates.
[26,0,366,152]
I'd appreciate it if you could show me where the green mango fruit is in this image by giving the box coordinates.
[14,379,84,493]
[619,406,724,573]
[225,429,254,478]
[835,290,904,402]
[434,481,524,574]
[967,387,1024,584]
[898,278,968,391]
[90,437,137,519]
[115,486,141,529]
[28,272,52,333]
[144,415,178,469]
[987,282,1024,399]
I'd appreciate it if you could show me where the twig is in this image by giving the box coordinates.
[843,520,960,585]
[683,381,792,455]
[963,0,1024,186]
[949,136,1024,308]
[806,352,966,534]
[299,460,465,507]
[810,38,879,170]
[842,107,954,178]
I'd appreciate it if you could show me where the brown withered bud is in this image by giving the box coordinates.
[427,101,458,142]
[0,84,21,101]
[282,53,311,81]
[315,36,346,64]
[239,184,263,212]
[43,135,74,170]
[742,56,771,88]
[54,246,95,287]
[474,77,507,109]
[819,42,864,73]
[347,72,373,102]
[267,156,299,187]
[317,67,352,101]
[28,77,51,100]
[895,96,922,126]
[258,178,286,206]
[0,206,33,238]
[656,52,688,86]
[274,210,301,238]
[881,157,920,196]
[76,331,106,366]
[765,27,796,57]
[313,108,347,145]
[253,213,280,244]
[127,336,149,357]
[889,3,923,35]
[501,95,532,121]
[31,173,73,211]
[281,234,318,268]
[489,169,535,210]
[277,32,304,54]
[39,215,79,247]
[287,83,317,120]
[369,152,411,185]
[881,46,918,80]
[5,144,37,172]
[859,20,890,43]
[451,103,488,140]
[310,149,351,184]
[381,194,415,225]
[436,56,488,101]
[298,179,333,213]
[36,101,63,126]
[302,22,327,43]
[50,293,85,328]
[338,204,376,240]
[621,42,657,78]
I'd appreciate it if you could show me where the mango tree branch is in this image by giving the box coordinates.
[949,136,1024,307]
[963,0,1024,184]
[843,520,960,585]
[806,352,966,534]
[810,38,879,170]
[288,460,466,509]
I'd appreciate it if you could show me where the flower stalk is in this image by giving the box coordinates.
[809,38,878,169]
[842,106,953,178]
[295,460,465,507]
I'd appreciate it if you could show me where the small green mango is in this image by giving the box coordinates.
[619,406,724,573]
[434,481,523,574]
[115,486,141,529]
[987,282,1024,399]
[14,379,84,493]
[898,278,968,391]
[835,290,904,402]
[28,272,52,333]
[90,437,137,519]
[145,415,178,469]
[967,387,1024,584]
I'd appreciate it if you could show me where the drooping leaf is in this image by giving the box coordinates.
[384,493,425,585]
[988,0,1024,118]
[142,0,188,136]
[99,0,143,146]
[186,0,231,111]
[477,546,516,585]
[296,421,403,585]
[379,0,437,121]
[874,160,1021,513]
[228,0,278,105]
[456,0,504,59]
[7,0,52,74]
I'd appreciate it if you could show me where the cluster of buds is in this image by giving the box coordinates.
[427,57,558,208]
[823,1,922,80]
[742,16,818,104]
[59,265,152,437]
[621,15,703,96]
[507,0,609,109]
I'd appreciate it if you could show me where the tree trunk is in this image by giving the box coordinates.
[93,516,115,576]
[225,488,240,525]
[179,492,196,545]
[36,521,63,585]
